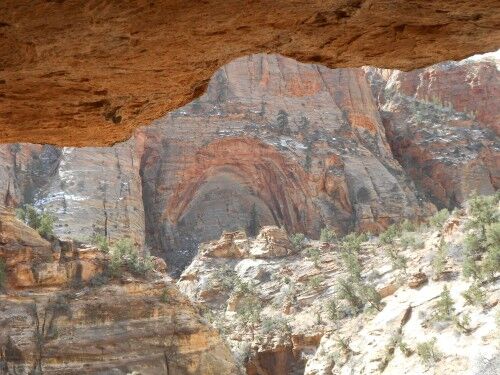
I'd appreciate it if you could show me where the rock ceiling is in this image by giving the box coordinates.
[1,0,499,146]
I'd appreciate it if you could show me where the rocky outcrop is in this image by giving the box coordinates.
[365,59,499,209]
[1,0,499,146]
[178,203,500,375]
[0,206,239,374]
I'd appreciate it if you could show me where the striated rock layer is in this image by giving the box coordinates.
[1,0,499,146]
[0,206,239,375]
[139,54,434,270]
[0,54,498,273]
[365,60,500,208]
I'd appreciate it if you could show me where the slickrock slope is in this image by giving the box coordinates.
[1,0,499,146]
[365,59,500,209]
[0,206,239,375]
[178,200,500,375]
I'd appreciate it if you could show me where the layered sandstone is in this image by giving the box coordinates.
[1,0,499,146]
[0,140,146,247]
[1,54,498,273]
[365,59,500,208]
[139,54,432,271]
[0,206,239,375]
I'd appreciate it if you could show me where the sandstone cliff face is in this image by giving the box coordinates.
[0,54,497,273]
[1,0,499,146]
[0,206,238,375]
[365,58,499,209]
[0,140,146,248]
[139,54,431,271]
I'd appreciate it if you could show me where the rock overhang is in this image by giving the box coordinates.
[0,0,499,146]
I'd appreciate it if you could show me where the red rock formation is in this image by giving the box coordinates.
[365,58,499,208]
[140,54,430,270]
[0,54,497,273]
[0,206,238,374]
[1,0,499,146]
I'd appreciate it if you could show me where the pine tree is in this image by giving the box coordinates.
[276,110,289,135]
[434,285,455,321]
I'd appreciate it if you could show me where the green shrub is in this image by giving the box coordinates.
[462,248,481,280]
[231,279,255,297]
[210,265,238,291]
[0,259,6,289]
[320,227,337,243]
[379,224,400,245]
[337,278,364,313]
[464,233,482,256]
[16,204,40,229]
[400,219,416,232]
[305,247,321,267]
[16,205,55,239]
[432,240,448,277]
[290,233,306,249]
[385,245,408,272]
[236,294,262,340]
[466,193,499,235]
[307,275,325,290]
[160,289,170,303]
[485,222,500,249]
[482,222,500,280]
[91,234,109,253]
[416,338,440,366]
[400,231,425,250]
[261,316,290,335]
[460,194,499,281]
[340,249,362,281]
[358,283,383,311]
[326,298,339,324]
[429,209,449,228]
[340,232,366,253]
[108,238,154,277]
[399,340,413,357]
[453,312,471,334]
[433,285,455,321]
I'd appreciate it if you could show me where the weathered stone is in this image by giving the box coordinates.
[0,206,239,374]
[249,226,294,258]
[1,0,499,146]
[408,271,428,289]
[365,60,499,208]
[202,231,249,258]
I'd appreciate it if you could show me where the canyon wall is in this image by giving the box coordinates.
[0,141,146,247]
[0,54,497,273]
[365,59,499,209]
[140,54,433,270]
[0,206,238,375]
